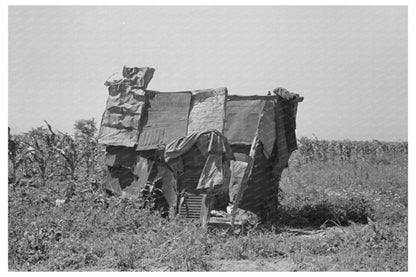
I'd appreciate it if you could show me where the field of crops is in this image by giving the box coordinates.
[8,122,408,271]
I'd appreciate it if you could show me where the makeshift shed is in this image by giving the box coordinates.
[224,94,302,218]
[97,66,303,225]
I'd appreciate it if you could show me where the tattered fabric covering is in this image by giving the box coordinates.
[154,165,177,208]
[132,156,155,189]
[226,142,277,214]
[176,145,206,192]
[188,87,227,134]
[197,154,231,192]
[274,97,300,166]
[164,130,233,162]
[98,93,145,147]
[122,66,155,88]
[257,100,276,159]
[104,66,155,89]
[228,160,248,204]
[237,142,276,214]
[224,99,276,159]
[105,145,138,167]
[104,147,181,197]
[273,87,300,101]
[97,66,155,147]
[105,166,137,195]
[165,130,233,191]
[103,150,156,196]
[224,99,263,145]
[281,99,298,153]
[136,91,192,150]
[273,87,302,154]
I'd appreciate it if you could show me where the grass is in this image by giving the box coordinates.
[8,152,408,271]
[280,153,407,225]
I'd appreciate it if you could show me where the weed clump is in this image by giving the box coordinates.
[276,196,374,227]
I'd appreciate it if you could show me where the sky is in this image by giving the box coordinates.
[8,5,408,141]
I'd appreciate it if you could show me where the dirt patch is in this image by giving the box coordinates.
[209,258,295,271]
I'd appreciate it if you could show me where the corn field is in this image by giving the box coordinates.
[8,121,408,186]
[7,120,408,271]
[8,119,104,187]
[292,136,407,165]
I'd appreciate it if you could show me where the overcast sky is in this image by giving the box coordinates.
[8,6,407,141]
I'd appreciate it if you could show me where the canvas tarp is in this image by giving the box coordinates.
[257,100,276,159]
[224,99,263,145]
[224,98,276,159]
[197,154,230,192]
[104,157,155,197]
[272,98,302,177]
[128,156,154,195]
[105,146,138,167]
[98,101,145,147]
[238,142,276,213]
[188,87,227,134]
[273,87,303,156]
[122,66,155,88]
[105,166,136,195]
[228,160,248,204]
[154,165,177,208]
[104,145,155,196]
[165,130,233,192]
[281,99,298,153]
[176,145,206,192]
[97,66,155,147]
[136,91,192,150]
